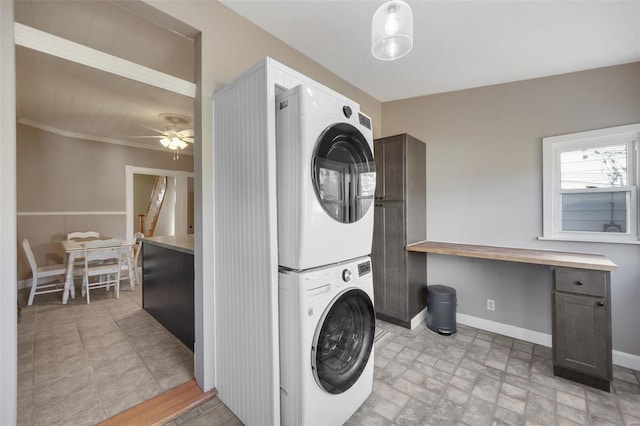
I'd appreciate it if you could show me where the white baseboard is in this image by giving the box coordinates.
[410,307,428,329]
[18,276,80,292]
[612,350,640,372]
[456,312,640,371]
[456,313,552,347]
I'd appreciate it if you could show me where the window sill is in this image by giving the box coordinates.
[538,236,640,245]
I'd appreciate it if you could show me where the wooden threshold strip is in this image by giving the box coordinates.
[99,379,217,426]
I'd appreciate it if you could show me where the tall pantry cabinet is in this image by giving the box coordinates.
[372,133,427,328]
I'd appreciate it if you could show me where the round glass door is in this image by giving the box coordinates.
[311,288,375,394]
[312,123,376,223]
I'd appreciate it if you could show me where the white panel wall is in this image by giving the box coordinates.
[213,62,279,425]
[213,58,363,425]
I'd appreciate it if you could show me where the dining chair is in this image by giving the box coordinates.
[133,232,144,282]
[22,239,67,306]
[67,231,100,240]
[81,239,123,304]
[119,233,143,290]
[67,231,101,271]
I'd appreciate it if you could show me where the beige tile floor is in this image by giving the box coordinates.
[173,320,640,426]
[18,280,640,426]
[17,279,194,426]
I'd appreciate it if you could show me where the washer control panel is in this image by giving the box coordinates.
[342,269,352,282]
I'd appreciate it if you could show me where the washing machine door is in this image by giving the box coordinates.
[312,123,376,223]
[311,288,375,394]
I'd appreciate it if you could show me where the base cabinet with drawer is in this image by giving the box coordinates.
[552,267,612,391]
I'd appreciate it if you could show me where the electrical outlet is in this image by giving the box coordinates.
[487,299,495,311]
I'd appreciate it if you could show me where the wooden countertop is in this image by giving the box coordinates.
[142,234,194,255]
[406,241,618,272]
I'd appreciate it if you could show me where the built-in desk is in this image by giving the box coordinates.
[407,240,618,391]
[142,235,194,350]
[406,241,618,271]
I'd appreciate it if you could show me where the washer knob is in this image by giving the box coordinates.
[343,105,352,118]
[342,269,352,282]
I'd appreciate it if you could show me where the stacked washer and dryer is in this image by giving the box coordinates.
[276,84,377,426]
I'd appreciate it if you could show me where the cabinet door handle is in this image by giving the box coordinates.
[597,301,605,307]
[575,280,584,285]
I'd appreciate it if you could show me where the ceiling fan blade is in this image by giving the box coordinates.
[129,135,166,139]
[135,123,168,136]
[182,137,194,143]
[178,129,194,138]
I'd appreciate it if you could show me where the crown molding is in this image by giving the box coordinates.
[18,118,194,156]
[14,22,196,99]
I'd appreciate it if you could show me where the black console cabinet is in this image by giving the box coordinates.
[142,240,194,351]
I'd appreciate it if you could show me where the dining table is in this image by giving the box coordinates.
[61,237,135,304]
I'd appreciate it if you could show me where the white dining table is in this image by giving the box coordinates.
[61,238,135,304]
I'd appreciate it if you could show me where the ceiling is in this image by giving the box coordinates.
[221,0,640,102]
[13,1,640,154]
[14,0,196,155]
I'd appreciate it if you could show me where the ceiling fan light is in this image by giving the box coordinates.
[160,137,170,147]
[178,139,189,150]
[372,0,413,61]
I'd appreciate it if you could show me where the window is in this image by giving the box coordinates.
[542,123,640,243]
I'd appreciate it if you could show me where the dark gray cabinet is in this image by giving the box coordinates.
[552,267,612,391]
[372,134,426,328]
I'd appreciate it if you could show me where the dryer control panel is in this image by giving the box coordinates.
[357,260,371,277]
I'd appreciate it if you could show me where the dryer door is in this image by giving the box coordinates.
[311,288,375,394]
[312,123,376,223]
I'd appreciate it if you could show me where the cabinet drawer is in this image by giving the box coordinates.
[555,268,607,297]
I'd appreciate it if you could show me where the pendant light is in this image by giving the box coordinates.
[372,0,413,61]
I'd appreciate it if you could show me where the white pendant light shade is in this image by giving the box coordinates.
[372,0,413,61]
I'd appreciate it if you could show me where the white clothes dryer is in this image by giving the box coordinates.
[279,256,375,426]
[276,84,376,270]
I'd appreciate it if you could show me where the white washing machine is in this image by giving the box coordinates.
[276,84,376,270]
[279,256,375,426]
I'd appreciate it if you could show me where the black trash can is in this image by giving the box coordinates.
[427,285,457,335]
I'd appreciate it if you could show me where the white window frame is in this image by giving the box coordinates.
[542,123,640,244]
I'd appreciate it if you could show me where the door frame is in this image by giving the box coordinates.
[125,165,194,240]
[0,0,17,423]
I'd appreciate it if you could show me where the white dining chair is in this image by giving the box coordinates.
[67,231,100,240]
[22,239,67,306]
[67,231,101,271]
[81,239,123,304]
[133,232,144,282]
[119,233,143,291]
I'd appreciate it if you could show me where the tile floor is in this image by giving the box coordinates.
[346,321,640,425]
[18,281,640,426]
[17,280,194,425]
[173,320,640,426]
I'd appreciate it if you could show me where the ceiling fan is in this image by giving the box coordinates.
[132,113,194,152]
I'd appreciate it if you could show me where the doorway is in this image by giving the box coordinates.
[125,166,195,240]
[9,1,202,423]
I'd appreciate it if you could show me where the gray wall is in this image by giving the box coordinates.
[17,123,194,281]
[382,62,640,356]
